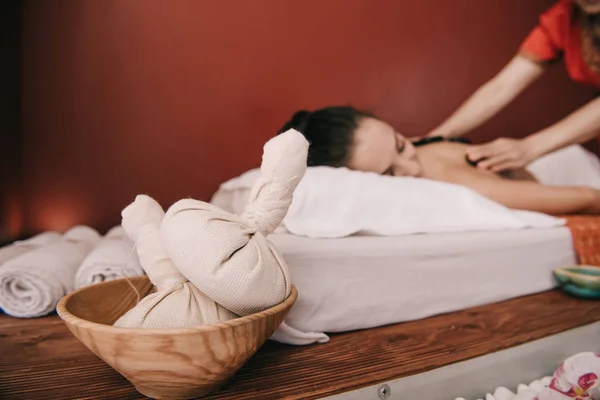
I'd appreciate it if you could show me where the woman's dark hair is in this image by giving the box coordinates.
[277,106,374,167]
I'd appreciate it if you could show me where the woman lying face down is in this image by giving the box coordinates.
[278,106,600,215]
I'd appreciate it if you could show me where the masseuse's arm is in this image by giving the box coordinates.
[444,165,600,215]
[427,55,544,139]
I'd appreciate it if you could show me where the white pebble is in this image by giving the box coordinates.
[485,394,497,400]
[513,389,539,400]
[517,384,529,393]
[493,386,515,400]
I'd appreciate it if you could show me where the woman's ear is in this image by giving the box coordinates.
[394,131,408,153]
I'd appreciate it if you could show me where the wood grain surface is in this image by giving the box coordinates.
[2,290,600,400]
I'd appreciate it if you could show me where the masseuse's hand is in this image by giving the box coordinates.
[465,137,535,172]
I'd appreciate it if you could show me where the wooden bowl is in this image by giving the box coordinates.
[56,276,297,399]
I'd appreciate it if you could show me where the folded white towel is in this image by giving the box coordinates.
[0,226,100,318]
[0,231,62,266]
[74,226,143,289]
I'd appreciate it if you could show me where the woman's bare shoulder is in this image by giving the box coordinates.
[416,141,468,164]
[417,142,537,182]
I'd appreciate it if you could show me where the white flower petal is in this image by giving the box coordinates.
[529,380,545,393]
[541,376,553,386]
[536,387,572,399]
[551,364,572,392]
[562,352,600,387]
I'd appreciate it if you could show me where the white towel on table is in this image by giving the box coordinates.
[212,163,572,239]
[0,231,62,266]
[283,167,563,238]
[75,226,143,289]
[0,225,100,318]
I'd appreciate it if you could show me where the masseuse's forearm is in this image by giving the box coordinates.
[429,82,515,138]
[525,96,600,159]
[429,55,544,138]
[446,165,600,215]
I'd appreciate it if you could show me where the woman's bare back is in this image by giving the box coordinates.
[414,141,537,183]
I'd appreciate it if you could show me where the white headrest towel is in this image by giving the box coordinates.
[526,144,600,189]
[161,129,309,316]
[283,167,563,238]
[0,226,100,318]
[114,195,237,329]
[74,226,144,289]
[213,166,564,239]
[0,231,63,266]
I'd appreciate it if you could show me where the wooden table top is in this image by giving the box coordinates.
[2,290,600,400]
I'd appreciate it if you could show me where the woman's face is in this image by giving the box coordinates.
[575,0,600,14]
[347,117,423,177]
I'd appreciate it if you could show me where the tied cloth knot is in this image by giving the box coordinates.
[161,129,309,316]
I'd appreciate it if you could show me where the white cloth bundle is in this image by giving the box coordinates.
[161,129,308,316]
[0,226,100,318]
[114,195,237,329]
[74,226,143,289]
[0,231,62,266]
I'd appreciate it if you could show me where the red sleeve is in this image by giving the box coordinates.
[519,0,573,63]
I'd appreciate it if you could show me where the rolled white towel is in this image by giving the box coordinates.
[0,226,100,318]
[0,231,62,266]
[74,226,143,289]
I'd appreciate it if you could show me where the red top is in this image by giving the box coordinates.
[519,0,600,89]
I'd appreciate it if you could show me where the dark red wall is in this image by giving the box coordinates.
[17,0,597,235]
[0,1,22,243]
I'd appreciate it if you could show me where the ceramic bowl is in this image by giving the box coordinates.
[554,265,600,299]
[56,276,297,399]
